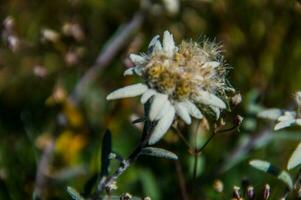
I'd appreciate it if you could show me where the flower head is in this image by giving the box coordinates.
[107,31,234,144]
[258,91,301,130]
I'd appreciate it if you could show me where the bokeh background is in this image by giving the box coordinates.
[1,0,301,199]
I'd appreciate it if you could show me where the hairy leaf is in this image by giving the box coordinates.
[141,147,178,160]
[67,186,85,200]
[249,160,293,189]
[287,142,301,170]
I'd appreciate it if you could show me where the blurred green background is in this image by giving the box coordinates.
[0,0,301,199]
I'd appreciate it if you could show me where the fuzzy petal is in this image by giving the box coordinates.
[153,40,162,53]
[123,68,135,76]
[175,102,192,124]
[106,83,148,100]
[163,31,176,57]
[155,99,172,120]
[148,105,175,145]
[129,54,146,65]
[140,89,156,104]
[203,61,220,68]
[148,35,161,53]
[196,91,226,109]
[182,100,203,119]
[149,93,168,121]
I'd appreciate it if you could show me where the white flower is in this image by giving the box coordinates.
[273,110,301,131]
[274,111,297,131]
[107,31,234,144]
[258,91,301,131]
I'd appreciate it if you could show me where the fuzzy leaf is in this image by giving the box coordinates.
[249,160,270,172]
[141,147,178,160]
[249,160,293,189]
[67,186,85,200]
[287,142,301,170]
[277,171,293,190]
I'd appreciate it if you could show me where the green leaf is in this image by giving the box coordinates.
[82,173,98,197]
[249,160,293,189]
[141,147,178,160]
[138,169,160,200]
[287,142,301,170]
[277,171,294,190]
[249,160,270,171]
[101,129,112,176]
[67,186,85,200]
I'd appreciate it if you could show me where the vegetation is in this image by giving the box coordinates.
[1,0,301,199]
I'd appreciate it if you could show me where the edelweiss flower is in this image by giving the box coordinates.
[274,92,301,130]
[258,91,301,130]
[273,111,299,130]
[107,31,234,144]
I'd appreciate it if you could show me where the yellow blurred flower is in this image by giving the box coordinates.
[55,130,86,165]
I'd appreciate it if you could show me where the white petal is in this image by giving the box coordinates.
[148,35,161,53]
[274,119,296,131]
[163,31,176,57]
[296,118,301,126]
[210,106,220,119]
[149,93,168,121]
[196,91,226,109]
[129,54,145,65]
[285,111,297,117]
[148,105,175,145]
[175,102,191,124]
[140,89,156,104]
[153,40,162,53]
[123,68,134,76]
[203,61,220,68]
[134,67,143,76]
[278,112,296,121]
[155,99,172,120]
[182,100,203,119]
[106,83,148,100]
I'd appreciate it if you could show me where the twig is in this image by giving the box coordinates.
[216,126,272,174]
[33,137,55,199]
[71,11,144,102]
[175,161,190,200]
[94,120,155,197]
